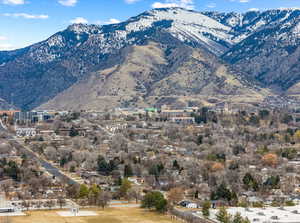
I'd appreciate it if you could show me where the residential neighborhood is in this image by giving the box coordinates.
[1,104,300,222]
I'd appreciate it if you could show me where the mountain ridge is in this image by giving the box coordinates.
[0,7,300,110]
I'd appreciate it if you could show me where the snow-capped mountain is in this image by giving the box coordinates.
[221,9,300,92]
[0,7,300,110]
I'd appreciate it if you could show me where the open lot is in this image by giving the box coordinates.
[6,207,180,223]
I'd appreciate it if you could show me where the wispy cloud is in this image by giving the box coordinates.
[2,0,25,5]
[152,0,194,9]
[70,17,88,24]
[0,36,7,41]
[0,36,12,51]
[124,0,139,4]
[3,13,49,19]
[229,0,250,3]
[206,2,216,8]
[0,43,14,51]
[58,0,77,7]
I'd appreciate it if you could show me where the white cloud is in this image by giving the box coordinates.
[152,2,178,8]
[106,18,120,24]
[58,0,77,7]
[152,0,194,9]
[248,8,259,11]
[0,43,14,51]
[2,0,25,5]
[70,17,88,24]
[124,0,139,4]
[3,13,49,19]
[0,36,7,41]
[95,18,121,25]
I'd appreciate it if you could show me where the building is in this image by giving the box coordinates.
[208,205,300,223]
[0,110,20,124]
[160,105,198,118]
[170,117,195,124]
[13,111,54,124]
[0,110,20,117]
[0,194,15,213]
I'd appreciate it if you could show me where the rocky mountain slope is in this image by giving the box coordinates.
[219,9,300,93]
[40,35,268,111]
[0,8,300,110]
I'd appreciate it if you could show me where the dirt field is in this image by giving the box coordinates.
[6,207,180,223]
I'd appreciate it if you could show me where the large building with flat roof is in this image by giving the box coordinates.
[205,205,300,223]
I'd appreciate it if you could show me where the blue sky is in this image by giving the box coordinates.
[0,0,300,50]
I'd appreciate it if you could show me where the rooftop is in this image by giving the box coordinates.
[207,205,300,223]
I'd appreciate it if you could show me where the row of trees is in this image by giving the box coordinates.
[68,184,111,208]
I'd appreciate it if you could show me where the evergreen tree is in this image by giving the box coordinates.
[173,160,180,170]
[119,178,131,198]
[78,184,89,199]
[69,126,79,137]
[232,212,243,223]
[124,164,133,178]
[97,155,110,175]
[216,207,232,223]
[211,183,234,202]
[202,200,211,217]
[155,197,168,212]
[243,173,259,191]
[59,157,67,167]
[242,217,251,223]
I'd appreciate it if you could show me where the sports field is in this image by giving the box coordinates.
[6,207,179,223]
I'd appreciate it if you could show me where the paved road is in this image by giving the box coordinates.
[0,122,78,186]
[12,139,78,185]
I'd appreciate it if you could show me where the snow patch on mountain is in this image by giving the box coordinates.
[293,22,300,37]
[124,8,234,55]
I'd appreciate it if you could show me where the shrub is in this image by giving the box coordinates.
[252,202,264,208]
[285,200,295,206]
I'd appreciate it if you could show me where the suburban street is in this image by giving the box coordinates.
[12,138,78,185]
[0,123,78,186]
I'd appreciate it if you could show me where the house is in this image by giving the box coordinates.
[186,203,198,209]
[179,200,199,209]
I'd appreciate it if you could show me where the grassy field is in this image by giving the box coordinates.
[6,207,179,223]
